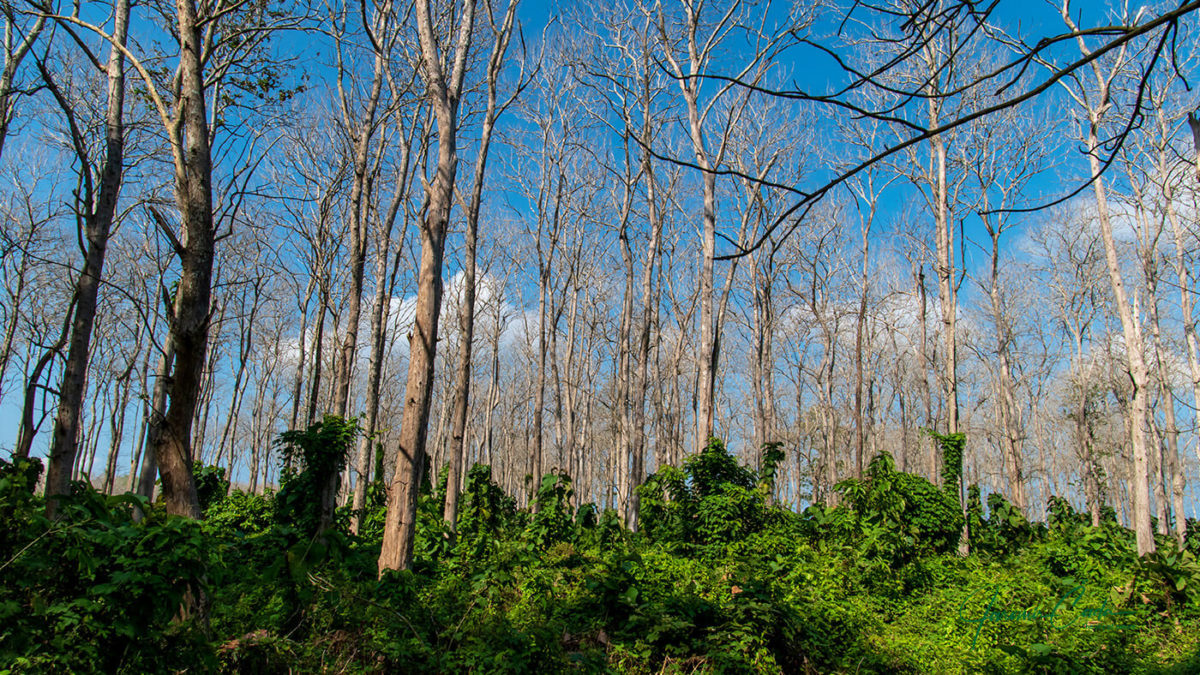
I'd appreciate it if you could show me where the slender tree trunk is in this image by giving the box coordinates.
[1161,115,1200,541]
[1059,2,1153,553]
[981,213,1026,512]
[1148,278,1184,541]
[216,289,257,468]
[853,199,873,479]
[289,276,314,432]
[350,162,409,534]
[443,3,515,530]
[44,0,129,513]
[914,264,936,482]
[102,361,134,494]
[1087,156,1155,553]
[379,0,475,576]
[305,288,328,425]
[137,341,175,502]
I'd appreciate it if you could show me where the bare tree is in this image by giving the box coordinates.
[42,0,130,513]
[442,0,521,533]
[378,0,477,576]
[1057,2,1155,554]
[0,0,46,162]
[651,0,778,454]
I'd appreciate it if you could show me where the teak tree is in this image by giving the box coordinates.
[379,0,477,576]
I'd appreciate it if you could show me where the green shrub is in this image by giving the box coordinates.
[0,459,213,673]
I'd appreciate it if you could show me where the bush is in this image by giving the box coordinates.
[0,458,213,672]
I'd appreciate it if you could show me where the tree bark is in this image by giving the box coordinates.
[145,0,216,520]
[1060,0,1154,555]
[443,1,517,531]
[378,0,475,576]
[44,0,129,516]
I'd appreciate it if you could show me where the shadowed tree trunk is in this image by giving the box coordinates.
[43,0,130,517]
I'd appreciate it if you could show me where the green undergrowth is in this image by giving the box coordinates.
[3,430,1199,673]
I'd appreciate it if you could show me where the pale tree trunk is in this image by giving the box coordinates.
[849,178,880,479]
[529,137,568,504]
[0,8,46,163]
[378,0,475,576]
[982,212,1026,512]
[533,261,550,499]
[1146,259,1183,540]
[44,0,129,515]
[1159,113,1199,541]
[924,70,965,554]
[628,111,663,520]
[482,277,505,468]
[1075,396,1102,527]
[913,262,937,483]
[931,132,960,438]
[1062,0,1154,556]
[1130,164,1185,542]
[1088,151,1154,554]
[350,134,413,534]
[326,73,384,526]
[614,167,636,522]
[654,2,754,455]
[443,0,517,532]
[551,278,578,480]
[330,1,393,419]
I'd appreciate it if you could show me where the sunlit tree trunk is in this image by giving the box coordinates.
[379,0,476,576]
[443,0,518,532]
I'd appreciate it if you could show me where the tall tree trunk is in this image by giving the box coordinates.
[350,144,411,533]
[44,0,129,515]
[1147,269,1184,541]
[853,190,875,479]
[1061,1,1154,555]
[1162,114,1200,542]
[330,43,386,420]
[146,0,215,520]
[443,2,515,531]
[1087,152,1155,554]
[628,113,663,523]
[982,211,1026,513]
[378,0,475,576]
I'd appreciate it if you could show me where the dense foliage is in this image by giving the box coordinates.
[2,433,1199,673]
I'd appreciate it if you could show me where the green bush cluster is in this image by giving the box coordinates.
[0,457,213,674]
[4,429,1200,673]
